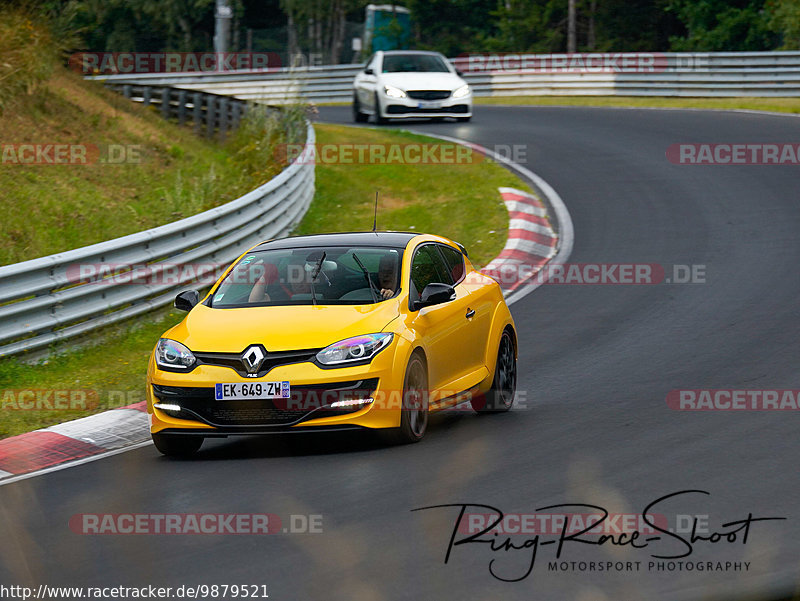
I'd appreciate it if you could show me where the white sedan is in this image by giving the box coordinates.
[353,50,472,124]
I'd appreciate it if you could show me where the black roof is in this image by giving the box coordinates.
[257,231,419,250]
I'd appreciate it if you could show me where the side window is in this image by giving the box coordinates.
[410,245,451,296]
[437,245,465,284]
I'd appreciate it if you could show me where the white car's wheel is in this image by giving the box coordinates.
[353,95,368,123]
[374,93,388,125]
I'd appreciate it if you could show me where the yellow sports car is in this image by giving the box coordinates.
[146,232,517,456]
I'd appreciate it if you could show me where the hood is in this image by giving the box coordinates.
[167,301,401,353]
[379,72,466,92]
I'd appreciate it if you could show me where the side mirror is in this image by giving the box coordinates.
[413,283,455,311]
[174,289,200,312]
[456,69,464,77]
[364,67,374,75]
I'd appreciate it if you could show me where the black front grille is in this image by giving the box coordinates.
[153,379,379,427]
[194,348,320,377]
[407,90,452,100]
[387,104,469,115]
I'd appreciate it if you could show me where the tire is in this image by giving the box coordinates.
[353,95,368,123]
[471,329,516,413]
[152,432,203,457]
[386,353,429,443]
[456,116,472,123]
[374,93,388,124]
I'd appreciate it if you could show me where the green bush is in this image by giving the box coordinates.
[227,101,312,181]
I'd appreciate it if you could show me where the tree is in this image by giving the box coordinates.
[138,0,218,51]
[766,0,800,48]
[405,0,500,55]
[281,0,362,64]
[666,0,777,50]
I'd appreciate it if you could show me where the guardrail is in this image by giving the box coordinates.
[0,122,316,358]
[106,84,250,139]
[89,52,800,101]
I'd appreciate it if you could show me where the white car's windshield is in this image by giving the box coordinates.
[382,54,451,73]
[211,246,404,307]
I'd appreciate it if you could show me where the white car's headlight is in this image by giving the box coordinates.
[453,84,471,99]
[155,338,196,371]
[316,333,393,366]
[384,85,407,99]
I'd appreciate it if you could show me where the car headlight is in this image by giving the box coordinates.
[453,84,471,98]
[384,85,407,99]
[155,338,196,371]
[316,333,393,366]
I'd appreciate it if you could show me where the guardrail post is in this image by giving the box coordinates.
[219,97,229,140]
[123,85,132,99]
[206,95,216,138]
[160,88,170,119]
[193,92,202,135]
[231,102,242,129]
[178,90,187,126]
[142,86,152,107]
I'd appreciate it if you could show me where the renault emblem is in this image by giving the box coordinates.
[242,345,266,374]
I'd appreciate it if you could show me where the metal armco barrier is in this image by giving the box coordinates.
[0,123,316,358]
[89,52,800,101]
[106,84,250,139]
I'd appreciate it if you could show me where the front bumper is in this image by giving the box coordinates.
[147,344,405,435]
[381,93,472,119]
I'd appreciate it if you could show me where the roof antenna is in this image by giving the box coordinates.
[372,190,379,232]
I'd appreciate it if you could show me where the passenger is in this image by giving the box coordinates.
[378,253,399,299]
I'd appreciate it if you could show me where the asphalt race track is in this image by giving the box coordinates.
[2,105,799,600]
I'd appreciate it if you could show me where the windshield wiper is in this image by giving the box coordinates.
[309,252,326,306]
[352,253,380,303]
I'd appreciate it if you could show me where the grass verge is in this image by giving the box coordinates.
[0,123,525,439]
[474,96,800,114]
[296,123,518,267]
[0,70,305,265]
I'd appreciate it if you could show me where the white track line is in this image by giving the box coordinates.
[0,441,154,486]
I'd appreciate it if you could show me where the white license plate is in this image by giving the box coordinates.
[215,382,290,401]
[418,101,442,109]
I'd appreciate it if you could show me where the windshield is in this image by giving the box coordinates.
[210,246,404,307]
[382,54,451,73]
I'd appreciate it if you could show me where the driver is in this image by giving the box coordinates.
[247,262,291,303]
